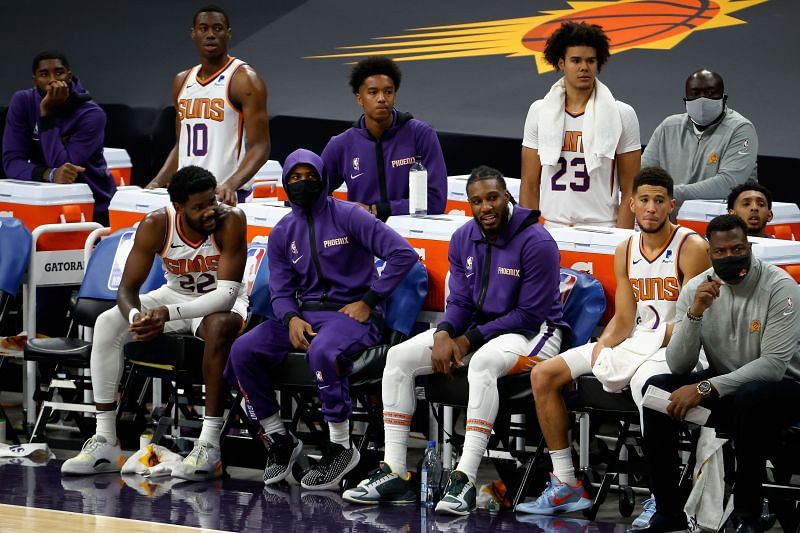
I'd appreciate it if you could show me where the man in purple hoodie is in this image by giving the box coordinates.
[225,148,418,491]
[321,56,447,221]
[2,50,116,225]
[344,166,568,515]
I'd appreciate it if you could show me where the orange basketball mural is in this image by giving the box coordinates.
[309,0,766,73]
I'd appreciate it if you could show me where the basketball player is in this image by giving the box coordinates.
[520,22,641,228]
[517,167,710,518]
[62,165,249,481]
[727,180,773,238]
[146,5,270,205]
[344,166,568,515]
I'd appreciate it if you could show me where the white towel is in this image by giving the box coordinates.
[592,324,667,393]
[536,77,623,174]
[684,427,734,532]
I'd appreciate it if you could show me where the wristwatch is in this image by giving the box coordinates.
[696,380,713,397]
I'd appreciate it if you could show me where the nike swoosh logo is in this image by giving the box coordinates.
[350,172,365,180]
[784,310,795,316]
[632,259,642,264]
[292,255,303,264]
[170,243,184,249]
[465,273,474,278]
[552,493,573,506]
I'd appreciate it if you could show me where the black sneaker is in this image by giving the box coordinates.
[300,442,360,491]
[262,432,303,485]
[435,470,476,516]
[342,462,416,505]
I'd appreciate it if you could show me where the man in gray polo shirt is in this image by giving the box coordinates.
[632,214,800,533]
[641,69,758,206]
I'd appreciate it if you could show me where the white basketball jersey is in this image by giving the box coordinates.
[159,204,225,295]
[627,225,696,331]
[177,57,248,189]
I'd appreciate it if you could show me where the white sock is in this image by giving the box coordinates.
[383,411,412,477]
[95,410,116,444]
[199,416,224,447]
[550,448,577,485]
[328,420,350,449]
[259,413,286,436]
[455,420,492,483]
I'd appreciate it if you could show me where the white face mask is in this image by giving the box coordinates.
[685,97,724,126]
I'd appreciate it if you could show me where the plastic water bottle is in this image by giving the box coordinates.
[420,440,441,506]
[408,156,428,215]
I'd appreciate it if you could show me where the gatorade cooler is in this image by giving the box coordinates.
[239,201,292,243]
[750,236,800,282]
[445,175,522,216]
[252,160,283,199]
[276,180,348,201]
[678,199,800,240]
[108,187,172,232]
[0,179,94,250]
[547,226,635,322]
[104,147,132,187]
[386,214,471,311]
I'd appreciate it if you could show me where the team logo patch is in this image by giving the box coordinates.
[663,249,674,264]
[291,241,299,255]
[215,74,226,86]
[707,152,719,164]
[785,297,795,316]
[315,370,324,383]
[352,157,360,171]
[750,320,761,333]
[465,256,474,277]
[310,0,765,73]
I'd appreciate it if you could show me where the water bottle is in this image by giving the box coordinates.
[420,440,441,506]
[408,156,428,215]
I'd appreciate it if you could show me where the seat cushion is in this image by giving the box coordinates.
[123,334,205,376]
[24,338,92,366]
[575,375,638,414]
[425,370,535,407]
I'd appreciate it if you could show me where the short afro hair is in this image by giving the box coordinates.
[544,22,611,72]
[32,50,69,74]
[706,214,748,241]
[168,166,217,204]
[193,4,230,28]
[349,56,402,94]
[633,167,674,198]
[727,180,772,210]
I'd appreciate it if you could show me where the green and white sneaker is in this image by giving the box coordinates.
[171,441,223,481]
[435,470,476,516]
[342,463,416,505]
[61,435,125,475]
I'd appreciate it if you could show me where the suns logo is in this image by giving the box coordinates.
[310,0,765,72]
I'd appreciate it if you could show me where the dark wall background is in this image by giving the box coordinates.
[1,1,797,204]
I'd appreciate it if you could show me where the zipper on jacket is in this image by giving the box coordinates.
[306,212,328,301]
[375,139,388,204]
[475,242,492,313]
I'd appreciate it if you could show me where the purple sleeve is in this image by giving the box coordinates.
[321,137,345,194]
[388,121,447,216]
[345,205,418,306]
[438,237,476,335]
[472,238,561,346]
[38,106,106,170]
[267,226,302,324]
[2,92,41,180]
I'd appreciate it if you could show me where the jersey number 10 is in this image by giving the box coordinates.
[551,156,589,192]
[185,124,209,157]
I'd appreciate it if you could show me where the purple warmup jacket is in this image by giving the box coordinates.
[2,77,116,218]
[321,110,447,221]
[268,149,419,325]
[437,206,569,350]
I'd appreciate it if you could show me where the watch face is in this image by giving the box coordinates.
[698,381,711,394]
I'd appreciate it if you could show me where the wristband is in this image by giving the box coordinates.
[686,310,703,322]
[128,308,140,324]
[48,168,56,183]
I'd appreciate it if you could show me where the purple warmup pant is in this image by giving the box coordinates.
[224,310,381,423]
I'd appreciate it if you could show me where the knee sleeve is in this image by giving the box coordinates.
[466,365,500,425]
[382,361,415,414]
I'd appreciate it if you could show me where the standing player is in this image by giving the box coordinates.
[147,5,270,205]
[520,22,641,228]
[62,166,249,480]
[519,168,709,520]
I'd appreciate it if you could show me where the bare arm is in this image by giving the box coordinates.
[117,211,166,320]
[520,146,542,210]
[593,239,637,361]
[216,65,271,205]
[147,72,188,189]
[214,207,248,282]
[615,149,640,229]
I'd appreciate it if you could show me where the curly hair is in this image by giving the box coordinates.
[349,56,402,94]
[544,21,611,71]
[168,166,217,204]
[726,180,772,210]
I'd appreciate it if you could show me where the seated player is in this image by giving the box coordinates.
[519,168,709,521]
[344,166,568,515]
[727,180,773,238]
[225,149,418,491]
[61,166,249,480]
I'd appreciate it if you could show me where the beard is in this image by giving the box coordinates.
[638,218,667,234]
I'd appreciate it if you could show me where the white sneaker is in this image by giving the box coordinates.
[61,435,125,475]
[171,441,223,481]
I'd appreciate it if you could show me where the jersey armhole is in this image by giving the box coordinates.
[159,207,171,257]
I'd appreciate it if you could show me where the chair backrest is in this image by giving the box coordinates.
[243,242,274,321]
[559,267,606,349]
[0,217,32,296]
[73,228,166,326]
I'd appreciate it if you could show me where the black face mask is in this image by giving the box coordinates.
[286,179,323,209]
[711,253,751,283]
